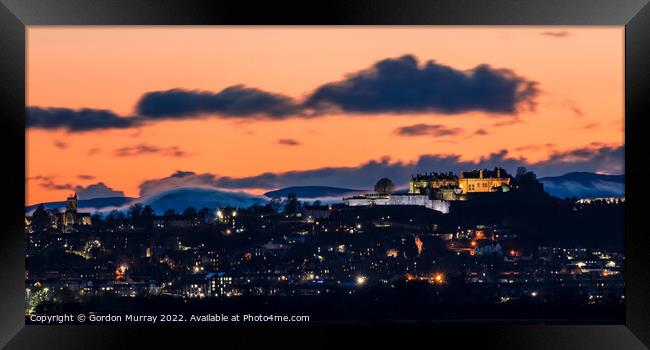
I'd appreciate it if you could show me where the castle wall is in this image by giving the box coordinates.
[344,196,389,206]
[387,195,450,213]
[344,194,450,214]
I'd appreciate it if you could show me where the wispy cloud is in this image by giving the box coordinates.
[491,118,523,127]
[581,122,600,130]
[394,123,463,137]
[514,143,555,152]
[113,144,189,158]
[473,128,489,136]
[277,138,301,146]
[541,31,571,38]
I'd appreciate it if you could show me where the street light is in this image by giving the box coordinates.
[356,276,366,286]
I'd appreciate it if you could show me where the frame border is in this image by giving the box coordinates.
[1,1,648,348]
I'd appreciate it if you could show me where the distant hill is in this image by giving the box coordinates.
[143,187,267,213]
[539,172,624,199]
[264,186,366,199]
[25,187,268,215]
[25,196,135,213]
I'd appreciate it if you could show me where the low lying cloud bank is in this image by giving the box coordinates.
[138,144,623,196]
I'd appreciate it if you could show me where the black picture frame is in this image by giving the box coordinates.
[1,0,648,348]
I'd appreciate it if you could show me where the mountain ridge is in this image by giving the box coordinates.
[539,172,624,199]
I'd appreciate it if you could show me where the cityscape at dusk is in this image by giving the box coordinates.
[25,27,624,324]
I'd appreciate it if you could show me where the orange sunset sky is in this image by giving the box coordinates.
[26,27,624,206]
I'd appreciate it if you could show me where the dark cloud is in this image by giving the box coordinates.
[139,171,221,197]
[136,86,301,120]
[305,55,538,115]
[277,138,302,146]
[27,107,139,131]
[137,144,623,196]
[36,178,75,191]
[137,55,540,120]
[113,144,188,157]
[29,176,126,199]
[533,144,623,176]
[75,182,125,199]
[541,31,571,38]
[394,123,463,137]
[171,171,197,178]
[53,140,67,149]
[78,174,96,180]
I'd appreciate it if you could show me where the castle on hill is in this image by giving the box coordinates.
[344,167,513,214]
[410,167,511,199]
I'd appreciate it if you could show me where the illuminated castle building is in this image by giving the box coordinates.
[409,172,464,200]
[344,167,513,214]
[409,172,458,193]
[458,168,511,193]
[409,167,511,196]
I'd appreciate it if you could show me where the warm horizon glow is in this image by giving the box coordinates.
[26,26,624,205]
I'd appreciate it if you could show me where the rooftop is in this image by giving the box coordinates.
[411,172,458,181]
[460,167,509,179]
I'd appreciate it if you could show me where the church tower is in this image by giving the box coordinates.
[63,193,78,226]
[67,193,78,212]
